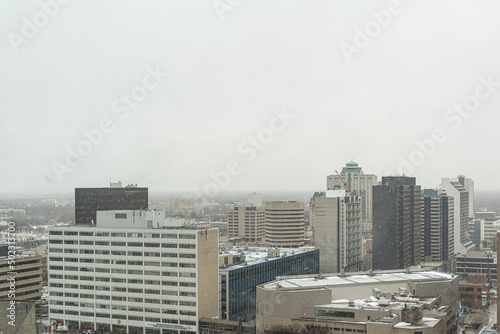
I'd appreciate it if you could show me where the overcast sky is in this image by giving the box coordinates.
[1,0,499,195]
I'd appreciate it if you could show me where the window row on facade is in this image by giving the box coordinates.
[49,310,197,325]
[49,258,195,267]
[49,240,195,247]
[49,293,196,306]
[49,231,196,239]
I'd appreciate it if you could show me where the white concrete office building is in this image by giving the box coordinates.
[440,177,475,255]
[312,190,363,273]
[48,210,218,334]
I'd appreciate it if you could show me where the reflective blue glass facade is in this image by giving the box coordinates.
[220,249,319,321]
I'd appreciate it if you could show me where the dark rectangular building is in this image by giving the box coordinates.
[75,183,148,225]
[372,176,421,270]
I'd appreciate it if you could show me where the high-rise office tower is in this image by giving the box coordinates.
[327,161,377,234]
[313,190,363,273]
[264,202,305,248]
[75,182,148,225]
[372,176,421,270]
[227,206,265,242]
[421,189,454,262]
[440,176,474,254]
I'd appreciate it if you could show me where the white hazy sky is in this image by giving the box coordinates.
[1,0,500,194]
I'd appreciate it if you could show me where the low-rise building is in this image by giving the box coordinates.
[458,274,490,309]
[256,270,459,334]
[210,221,228,236]
[219,246,319,321]
[455,250,497,283]
[0,251,44,304]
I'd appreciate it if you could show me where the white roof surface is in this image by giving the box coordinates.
[219,246,316,270]
[261,271,455,290]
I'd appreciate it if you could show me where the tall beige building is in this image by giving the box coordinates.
[227,206,265,242]
[313,190,363,273]
[327,161,377,233]
[265,202,305,248]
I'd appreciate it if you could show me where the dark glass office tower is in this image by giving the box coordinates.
[75,183,148,225]
[372,176,421,270]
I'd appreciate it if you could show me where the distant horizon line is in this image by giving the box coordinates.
[2,188,500,197]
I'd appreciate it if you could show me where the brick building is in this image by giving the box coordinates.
[459,274,490,309]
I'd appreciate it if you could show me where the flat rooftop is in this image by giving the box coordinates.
[219,246,317,270]
[260,271,455,290]
[314,296,442,315]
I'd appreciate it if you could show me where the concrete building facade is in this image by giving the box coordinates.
[0,254,44,304]
[313,190,363,273]
[327,161,378,234]
[256,270,459,334]
[227,207,265,242]
[458,274,490,309]
[48,225,218,333]
[97,210,184,229]
[482,218,500,245]
[372,176,421,270]
[455,250,497,283]
[440,176,474,254]
[247,193,262,208]
[264,202,304,248]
